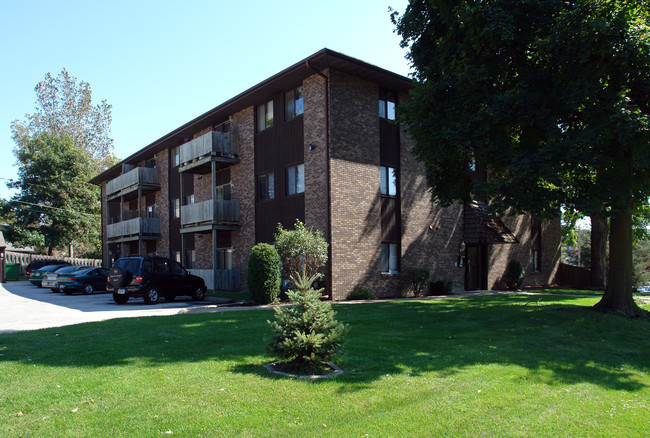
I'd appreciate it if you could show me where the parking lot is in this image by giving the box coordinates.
[0,281,230,334]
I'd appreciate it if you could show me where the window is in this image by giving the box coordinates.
[379,90,396,120]
[285,86,304,120]
[531,217,542,272]
[532,250,541,273]
[172,146,180,167]
[217,247,233,270]
[154,258,170,274]
[215,183,231,201]
[257,99,274,132]
[257,172,275,201]
[185,250,195,269]
[380,166,397,196]
[171,199,180,219]
[184,194,195,205]
[173,251,181,263]
[381,243,399,274]
[170,260,184,275]
[286,164,305,196]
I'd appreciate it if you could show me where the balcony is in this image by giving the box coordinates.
[181,199,240,233]
[179,131,238,174]
[106,167,160,200]
[107,212,161,241]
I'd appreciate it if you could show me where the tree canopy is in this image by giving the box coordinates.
[393,0,650,318]
[7,132,100,255]
[11,68,115,172]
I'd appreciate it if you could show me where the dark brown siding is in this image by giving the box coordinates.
[381,197,400,242]
[254,92,305,243]
[380,119,400,167]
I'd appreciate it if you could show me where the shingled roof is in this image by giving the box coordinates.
[463,202,518,245]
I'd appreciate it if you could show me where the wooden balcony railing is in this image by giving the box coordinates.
[179,131,238,166]
[181,199,240,227]
[107,217,161,239]
[106,167,160,198]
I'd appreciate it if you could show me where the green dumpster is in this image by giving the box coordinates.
[5,264,20,281]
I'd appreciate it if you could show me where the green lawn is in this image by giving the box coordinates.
[1,294,649,437]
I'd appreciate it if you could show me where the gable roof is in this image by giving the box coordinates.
[463,202,519,245]
[91,48,412,185]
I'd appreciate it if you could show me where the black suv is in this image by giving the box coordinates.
[107,256,206,305]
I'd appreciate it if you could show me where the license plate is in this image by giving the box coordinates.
[117,289,126,295]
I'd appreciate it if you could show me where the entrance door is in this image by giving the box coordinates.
[465,245,488,290]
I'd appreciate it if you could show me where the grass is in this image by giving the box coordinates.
[1,294,649,437]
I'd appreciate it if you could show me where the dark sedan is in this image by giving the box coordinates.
[29,264,70,287]
[57,267,111,295]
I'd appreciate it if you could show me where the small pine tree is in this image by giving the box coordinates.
[268,269,347,374]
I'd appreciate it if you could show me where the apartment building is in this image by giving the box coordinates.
[90,48,561,300]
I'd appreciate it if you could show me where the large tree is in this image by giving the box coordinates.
[11,68,115,172]
[8,132,100,256]
[393,0,650,318]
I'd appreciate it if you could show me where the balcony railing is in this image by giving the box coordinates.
[107,217,161,239]
[181,199,240,227]
[188,269,241,291]
[179,131,238,167]
[106,167,160,198]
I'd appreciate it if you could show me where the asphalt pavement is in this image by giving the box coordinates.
[0,281,233,334]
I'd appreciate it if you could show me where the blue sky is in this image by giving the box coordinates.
[0,0,412,200]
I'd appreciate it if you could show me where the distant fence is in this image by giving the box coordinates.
[5,251,102,275]
[554,263,592,289]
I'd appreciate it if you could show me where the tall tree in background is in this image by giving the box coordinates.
[393,1,650,318]
[8,133,100,255]
[11,68,115,172]
[8,69,116,257]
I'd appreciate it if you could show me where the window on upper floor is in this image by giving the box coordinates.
[172,146,181,167]
[257,172,275,201]
[171,198,180,219]
[285,86,304,121]
[257,99,274,132]
[380,166,397,197]
[379,90,396,120]
[286,164,305,196]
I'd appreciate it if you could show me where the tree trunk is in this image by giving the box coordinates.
[590,208,607,290]
[595,203,648,318]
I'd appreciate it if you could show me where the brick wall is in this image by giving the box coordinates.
[399,111,466,294]
[231,107,256,285]
[329,70,381,300]
[487,215,561,288]
[303,71,330,239]
[155,150,170,258]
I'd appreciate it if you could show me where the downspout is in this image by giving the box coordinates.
[306,60,333,299]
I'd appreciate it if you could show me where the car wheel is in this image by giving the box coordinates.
[143,287,159,305]
[192,286,206,301]
[113,293,129,304]
[83,283,94,295]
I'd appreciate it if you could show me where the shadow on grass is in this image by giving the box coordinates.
[1,294,648,392]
